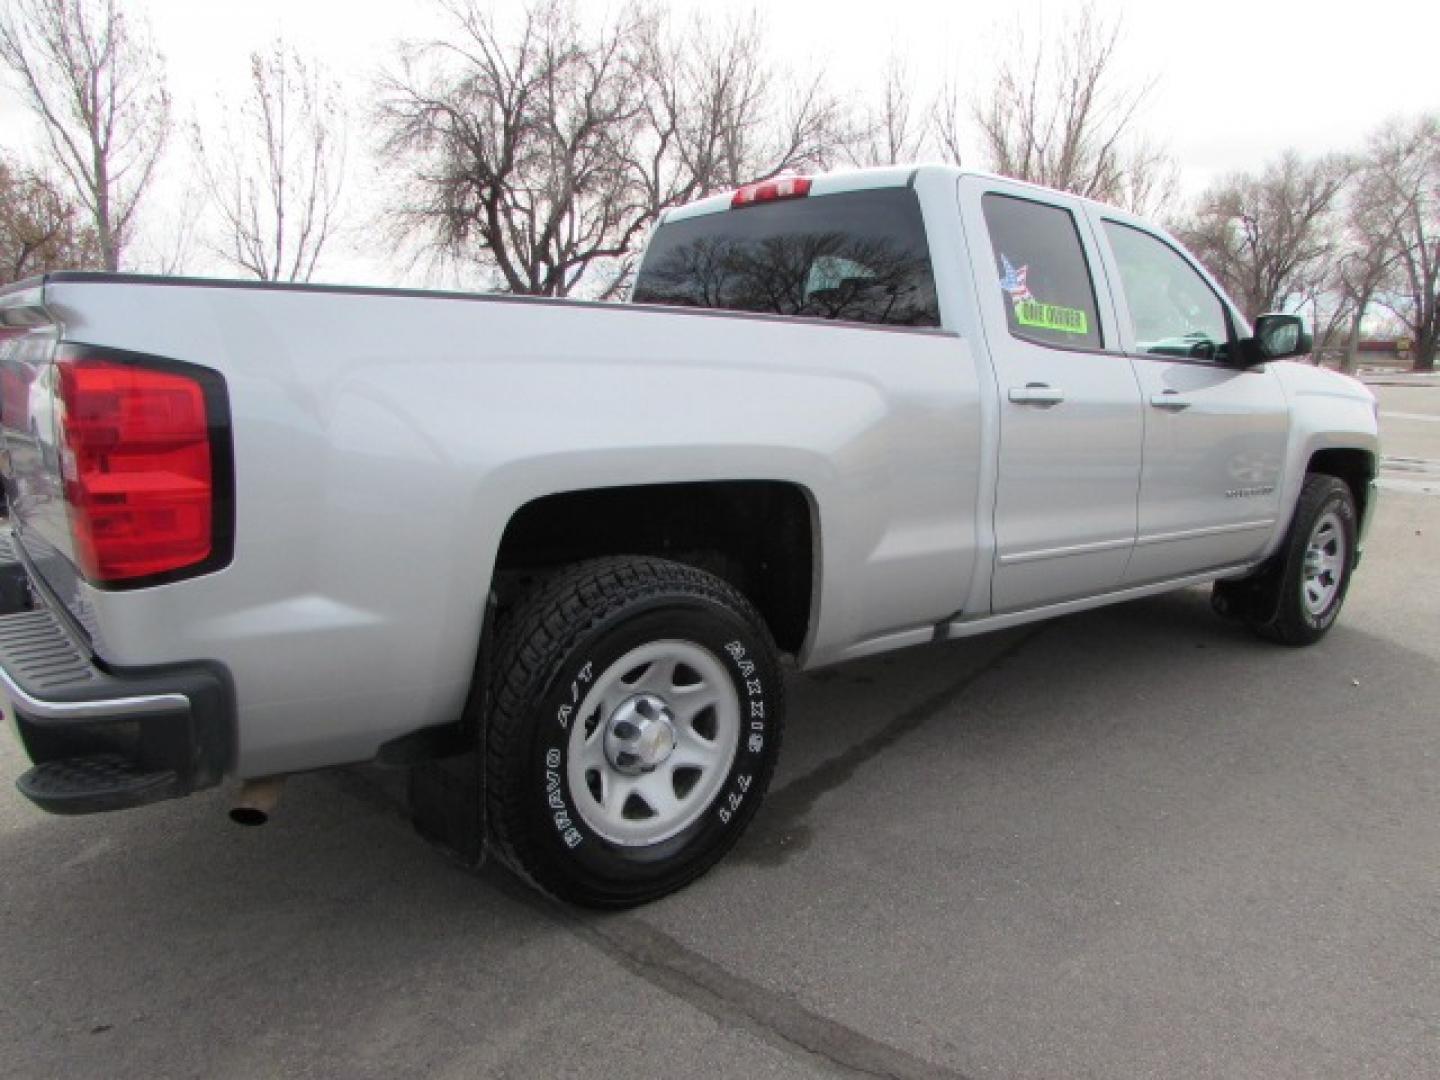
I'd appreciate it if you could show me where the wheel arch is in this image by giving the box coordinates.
[1306,445,1377,534]
[492,480,819,658]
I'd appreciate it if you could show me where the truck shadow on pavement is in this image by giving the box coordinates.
[0,586,1429,1079]
[730,587,1271,866]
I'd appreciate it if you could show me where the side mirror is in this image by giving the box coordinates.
[1241,313,1312,365]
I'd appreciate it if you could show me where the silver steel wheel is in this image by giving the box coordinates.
[566,640,740,847]
[1302,509,1346,616]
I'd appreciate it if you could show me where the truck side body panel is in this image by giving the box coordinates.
[19,279,983,775]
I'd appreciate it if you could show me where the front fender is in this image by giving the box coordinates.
[1266,362,1379,557]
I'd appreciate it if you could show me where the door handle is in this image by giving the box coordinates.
[1150,391,1191,410]
[1009,384,1065,405]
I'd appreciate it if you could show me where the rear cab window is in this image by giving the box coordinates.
[980,193,1104,350]
[632,188,941,328]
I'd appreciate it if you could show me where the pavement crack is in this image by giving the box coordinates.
[748,626,1047,848]
[565,910,976,1080]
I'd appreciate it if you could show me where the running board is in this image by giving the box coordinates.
[936,563,1258,642]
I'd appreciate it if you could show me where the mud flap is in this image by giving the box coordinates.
[408,751,486,867]
[1211,558,1282,624]
[406,589,499,869]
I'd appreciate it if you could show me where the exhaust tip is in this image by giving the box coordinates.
[229,806,269,827]
[229,776,285,826]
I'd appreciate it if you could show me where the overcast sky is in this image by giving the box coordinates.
[2,0,1437,285]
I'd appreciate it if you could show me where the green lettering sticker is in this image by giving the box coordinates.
[1015,300,1089,335]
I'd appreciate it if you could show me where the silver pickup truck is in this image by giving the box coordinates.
[0,166,1379,906]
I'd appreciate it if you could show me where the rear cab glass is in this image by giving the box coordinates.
[632,188,941,328]
[980,193,1103,350]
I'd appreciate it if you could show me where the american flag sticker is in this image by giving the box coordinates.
[1000,254,1032,303]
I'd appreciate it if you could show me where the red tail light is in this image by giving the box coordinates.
[731,176,812,208]
[56,353,229,585]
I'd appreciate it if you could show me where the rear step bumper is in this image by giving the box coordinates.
[0,528,234,815]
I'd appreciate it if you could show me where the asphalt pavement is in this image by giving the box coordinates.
[2,384,1437,1079]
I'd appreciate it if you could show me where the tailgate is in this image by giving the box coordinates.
[0,282,79,601]
[0,277,234,632]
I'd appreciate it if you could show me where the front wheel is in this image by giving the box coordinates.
[486,557,784,908]
[1236,474,1358,646]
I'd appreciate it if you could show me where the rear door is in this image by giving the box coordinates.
[1088,215,1290,584]
[958,176,1143,613]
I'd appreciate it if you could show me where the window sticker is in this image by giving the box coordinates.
[1000,254,1031,302]
[1015,300,1089,335]
[1000,253,1089,335]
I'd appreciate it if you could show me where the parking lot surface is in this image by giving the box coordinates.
[2,384,1437,1079]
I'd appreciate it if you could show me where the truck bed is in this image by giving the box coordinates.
[1,273,983,777]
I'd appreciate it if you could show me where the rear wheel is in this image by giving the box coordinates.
[486,557,783,908]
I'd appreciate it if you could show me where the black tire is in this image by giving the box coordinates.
[486,557,784,908]
[1244,474,1357,646]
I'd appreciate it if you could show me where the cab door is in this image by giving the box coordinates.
[1086,213,1290,584]
[958,177,1144,613]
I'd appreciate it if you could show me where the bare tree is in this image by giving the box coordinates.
[1362,115,1440,371]
[0,0,171,270]
[379,0,652,298]
[929,75,968,167]
[195,43,347,282]
[634,11,855,210]
[0,153,102,282]
[1329,161,1407,372]
[378,1,858,298]
[1174,151,1352,324]
[144,177,204,276]
[844,54,928,168]
[970,2,1171,212]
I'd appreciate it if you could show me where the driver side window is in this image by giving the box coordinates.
[1103,221,1230,361]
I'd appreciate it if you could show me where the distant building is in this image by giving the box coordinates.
[1356,338,1411,369]
[1315,337,1410,371]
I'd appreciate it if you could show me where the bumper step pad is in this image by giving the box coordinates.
[0,608,103,699]
[0,526,233,815]
[18,754,178,815]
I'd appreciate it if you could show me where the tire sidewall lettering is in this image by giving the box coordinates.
[529,604,778,875]
[537,649,599,852]
[717,638,771,826]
